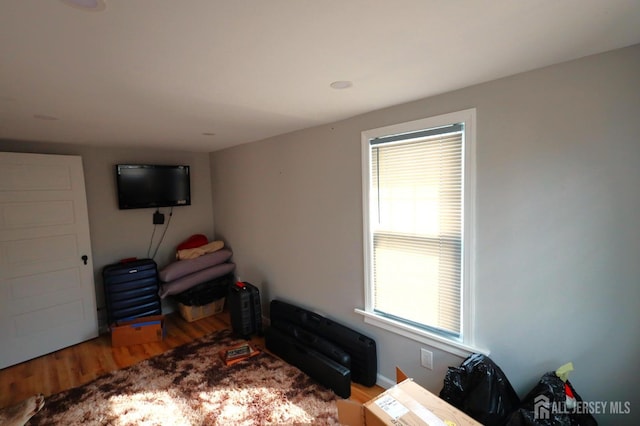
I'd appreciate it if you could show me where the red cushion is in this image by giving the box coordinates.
[176,234,208,251]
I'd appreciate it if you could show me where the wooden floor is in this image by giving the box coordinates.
[0,310,384,410]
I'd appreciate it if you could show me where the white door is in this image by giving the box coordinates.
[0,152,98,369]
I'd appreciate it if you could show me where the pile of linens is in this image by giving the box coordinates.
[158,234,235,299]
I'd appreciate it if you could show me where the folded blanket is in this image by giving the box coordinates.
[177,234,209,251]
[159,262,235,298]
[176,240,224,260]
[160,249,233,282]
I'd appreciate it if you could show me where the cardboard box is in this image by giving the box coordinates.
[337,368,482,426]
[178,297,225,322]
[111,315,165,347]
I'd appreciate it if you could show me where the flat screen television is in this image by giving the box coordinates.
[116,164,191,210]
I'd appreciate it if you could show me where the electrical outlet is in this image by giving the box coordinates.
[421,348,433,370]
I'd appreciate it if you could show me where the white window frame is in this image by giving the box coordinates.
[358,108,486,357]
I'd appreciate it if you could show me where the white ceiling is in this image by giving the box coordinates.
[1,0,639,152]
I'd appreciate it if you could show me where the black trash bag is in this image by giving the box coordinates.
[440,353,520,425]
[505,372,597,426]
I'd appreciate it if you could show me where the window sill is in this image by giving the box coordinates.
[355,308,489,358]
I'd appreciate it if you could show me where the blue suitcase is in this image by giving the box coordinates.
[102,259,161,326]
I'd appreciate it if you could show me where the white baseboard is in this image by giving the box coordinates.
[376,373,395,389]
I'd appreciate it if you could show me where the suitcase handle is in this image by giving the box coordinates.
[309,313,321,325]
[296,308,321,326]
[293,328,317,345]
[297,309,322,329]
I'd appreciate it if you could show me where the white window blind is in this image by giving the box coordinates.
[369,124,463,337]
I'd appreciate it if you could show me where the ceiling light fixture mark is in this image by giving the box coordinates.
[59,0,106,12]
[330,81,353,90]
[33,114,59,121]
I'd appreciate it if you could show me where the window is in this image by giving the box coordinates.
[360,109,477,353]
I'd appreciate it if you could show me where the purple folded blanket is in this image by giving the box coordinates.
[159,262,235,298]
[159,249,233,282]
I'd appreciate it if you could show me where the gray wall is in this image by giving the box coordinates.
[0,141,214,326]
[210,44,640,424]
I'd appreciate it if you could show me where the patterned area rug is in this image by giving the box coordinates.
[27,329,340,425]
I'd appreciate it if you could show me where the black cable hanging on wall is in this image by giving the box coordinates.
[147,207,173,260]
